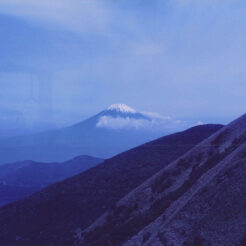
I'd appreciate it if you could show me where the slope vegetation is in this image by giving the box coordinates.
[0,124,222,245]
[80,115,246,246]
[0,155,103,207]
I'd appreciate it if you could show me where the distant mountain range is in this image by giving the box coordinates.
[0,155,103,207]
[0,184,38,208]
[0,124,222,245]
[0,104,200,164]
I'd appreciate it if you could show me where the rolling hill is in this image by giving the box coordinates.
[80,114,246,246]
[0,124,222,245]
[0,155,103,207]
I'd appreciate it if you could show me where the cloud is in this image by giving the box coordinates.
[1,0,245,125]
[96,113,202,132]
[96,116,152,130]
[131,42,166,56]
[141,111,172,120]
[0,0,112,34]
[196,121,204,126]
[174,0,236,7]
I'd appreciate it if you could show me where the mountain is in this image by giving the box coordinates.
[0,184,38,207]
[0,104,199,164]
[79,114,246,246]
[0,155,103,207]
[0,124,222,245]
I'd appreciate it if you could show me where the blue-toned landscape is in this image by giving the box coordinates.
[0,1,246,246]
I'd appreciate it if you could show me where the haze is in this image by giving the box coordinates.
[0,0,245,135]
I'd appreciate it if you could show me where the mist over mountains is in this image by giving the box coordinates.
[0,104,200,164]
[0,124,222,245]
[0,155,103,207]
[1,113,246,246]
[1,1,246,245]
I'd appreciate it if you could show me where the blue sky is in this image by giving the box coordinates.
[0,0,246,134]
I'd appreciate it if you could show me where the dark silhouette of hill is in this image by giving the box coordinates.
[0,155,103,207]
[0,184,39,207]
[79,114,246,246]
[0,124,222,245]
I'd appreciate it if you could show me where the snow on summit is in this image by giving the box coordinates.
[96,103,203,132]
[107,104,136,114]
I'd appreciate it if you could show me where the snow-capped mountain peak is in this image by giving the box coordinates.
[107,104,136,114]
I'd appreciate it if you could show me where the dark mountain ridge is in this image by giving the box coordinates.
[0,155,103,207]
[0,184,38,207]
[0,124,222,245]
[80,114,246,246]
